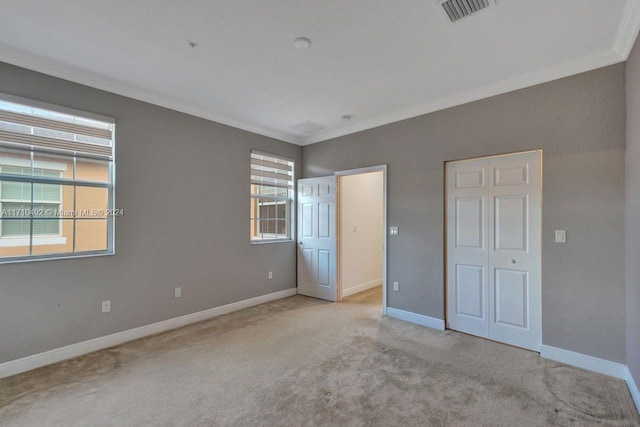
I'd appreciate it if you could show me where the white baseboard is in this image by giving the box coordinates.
[341,279,382,298]
[0,288,298,379]
[626,367,640,415]
[540,345,627,379]
[386,307,445,331]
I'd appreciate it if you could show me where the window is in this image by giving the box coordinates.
[0,93,115,261]
[250,151,294,242]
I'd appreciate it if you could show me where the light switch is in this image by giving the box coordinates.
[555,230,566,243]
[389,226,399,236]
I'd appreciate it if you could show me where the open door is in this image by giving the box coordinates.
[297,176,337,301]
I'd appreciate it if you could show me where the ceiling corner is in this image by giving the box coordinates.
[613,0,640,59]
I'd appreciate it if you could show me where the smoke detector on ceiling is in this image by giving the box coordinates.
[436,0,496,23]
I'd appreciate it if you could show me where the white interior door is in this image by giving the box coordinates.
[447,151,541,351]
[297,176,337,301]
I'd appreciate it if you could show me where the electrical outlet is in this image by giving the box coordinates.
[174,287,181,298]
[390,226,399,236]
[555,230,567,243]
[101,300,111,313]
[393,281,399,291]
[268,271,273,280]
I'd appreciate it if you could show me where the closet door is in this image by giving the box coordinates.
[487,152,541,351]
[446,158,490,338]
[447,151,541,352]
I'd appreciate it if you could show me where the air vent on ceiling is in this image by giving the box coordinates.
[289,120,328,135]
[437,0,493,23]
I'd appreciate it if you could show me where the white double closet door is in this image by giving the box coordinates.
[446,151,541,352]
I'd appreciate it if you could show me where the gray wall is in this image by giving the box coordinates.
[303,64,627,363]
[0,62,301,364]
[627,38,640,385]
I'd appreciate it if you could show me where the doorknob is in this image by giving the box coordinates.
[299,241,303,245]
[510,259,517,264]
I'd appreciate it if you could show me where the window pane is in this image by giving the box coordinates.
[0,147,31,174]
[31,219,73,256]
[75,219,108,252]
[0,235,29,257]
[1,180,30,201]
[76,186,109,219]
[75,158,110,183]
[33,152,73,179]
[276,220,288,236]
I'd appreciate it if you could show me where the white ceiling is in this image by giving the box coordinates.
[1,0,639,145]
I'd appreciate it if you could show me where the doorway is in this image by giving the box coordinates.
[297,165,388,313]
[337,169,385,308]
[445,150,542,351]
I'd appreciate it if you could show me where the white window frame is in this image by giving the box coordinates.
[0,92,115,263]
[250,150,295,244]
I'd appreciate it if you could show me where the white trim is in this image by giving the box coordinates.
[540,345,627,379]
[386,307,445,331]
[342,279,382,298]
[625,367,640,414]
[613,0,640,59]
[0,236,66,247]
[0,288,297,379]
[334,165,388,314]
[301,50,622,145]
[0,45,301,145]
[0,29,635,148]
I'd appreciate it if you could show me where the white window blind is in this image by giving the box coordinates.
[250,151,294,241]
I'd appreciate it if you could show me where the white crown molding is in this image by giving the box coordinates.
[386,307,445,331]
[0,44,302,145]
[2,1,639,148]
[301,49,624,145]
[614,0,640,59]
[540,345,627,379]
[0,287,297,379]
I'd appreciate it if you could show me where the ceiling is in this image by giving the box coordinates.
[0,0,639,145]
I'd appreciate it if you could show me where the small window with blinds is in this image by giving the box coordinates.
[250,150,294,242]
[0,93,115,262]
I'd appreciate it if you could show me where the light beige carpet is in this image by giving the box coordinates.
[0,287,638,426]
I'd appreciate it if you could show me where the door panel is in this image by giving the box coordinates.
[456,169,485,188]
[495,195,528,251]
[447,159,490,338]
[455,264,485,319]
[297,176,337,301]
[447,151,541,352]
[494,269,529,328]
[456,197,484,248]
[318,202,331,238]
[302,204,313,237]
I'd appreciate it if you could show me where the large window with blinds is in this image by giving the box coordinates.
[0,93,115,262]
[250,151,294,242]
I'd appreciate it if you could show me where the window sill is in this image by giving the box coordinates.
[0,250,114,265]
[251,239,294,245]
[0,236,67,247]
